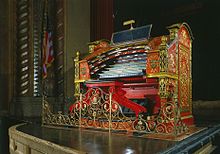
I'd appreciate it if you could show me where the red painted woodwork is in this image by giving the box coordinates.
[146,52,160,74]
[112,88,147,118]
[79,61,90,80]
[86,81,123,88]
[178,27,191,110]
[123,87,158,99]
[168,42,177,74]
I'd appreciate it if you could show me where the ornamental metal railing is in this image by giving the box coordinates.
[42,87,188,136]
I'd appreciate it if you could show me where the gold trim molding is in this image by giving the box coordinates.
[147,73,178,79]
[74,79,85,83]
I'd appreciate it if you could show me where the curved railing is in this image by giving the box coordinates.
[42,87,187,136]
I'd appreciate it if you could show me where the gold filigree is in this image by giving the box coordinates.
[147,73,178,79]
[159,36,168,72]
[159,78,168,98]
[42,88,188,136]
[74,51,80,97]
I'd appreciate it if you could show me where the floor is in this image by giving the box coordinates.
[1,115,220,154]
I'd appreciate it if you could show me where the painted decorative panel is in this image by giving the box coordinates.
[178,26,191,112]
[146,52,160,74]
[168,42,177,74]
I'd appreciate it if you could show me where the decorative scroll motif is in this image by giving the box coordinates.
[159,78,168,98]
[42,87,187,136]
[178,27,191,48]
[178,26,192,112]
[159,50,168,72]
[179,45,190,109]
[74,52,80,80]
[159,77,178,102]
[16,0,31,96]
[159,36,168,72]
[189,44,192,114]
[42,97,76,126]
[74,52,80,97]
[155,101,187,135]
[189,76,192,113]
[168,42,177,74]
[169,78,178,101]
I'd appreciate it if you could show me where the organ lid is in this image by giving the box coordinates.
[111,20,152,44]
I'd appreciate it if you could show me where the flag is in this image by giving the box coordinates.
[42,27,54,79]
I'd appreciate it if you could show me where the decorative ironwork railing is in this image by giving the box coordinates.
[42,87,188,136]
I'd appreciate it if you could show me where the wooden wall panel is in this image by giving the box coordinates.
[0,0,15,111]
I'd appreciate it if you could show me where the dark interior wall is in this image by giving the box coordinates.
[65,0,90,96]
[0,0,14,112]
[90,0,113,41]
[0,0,8,111]
[114,0,220,101]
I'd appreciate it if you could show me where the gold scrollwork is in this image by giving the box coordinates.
[147,73,178,80]
[159,78,168,98]
[159,36,168,72]
[42,87,188,136]
[74,51,80,97]
[159,49,168,72]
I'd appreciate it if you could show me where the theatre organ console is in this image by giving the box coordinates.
[70,22,194,136]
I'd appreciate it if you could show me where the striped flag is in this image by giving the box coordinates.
[42,29,54,79]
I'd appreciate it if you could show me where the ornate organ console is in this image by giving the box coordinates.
[70,22,194,135]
